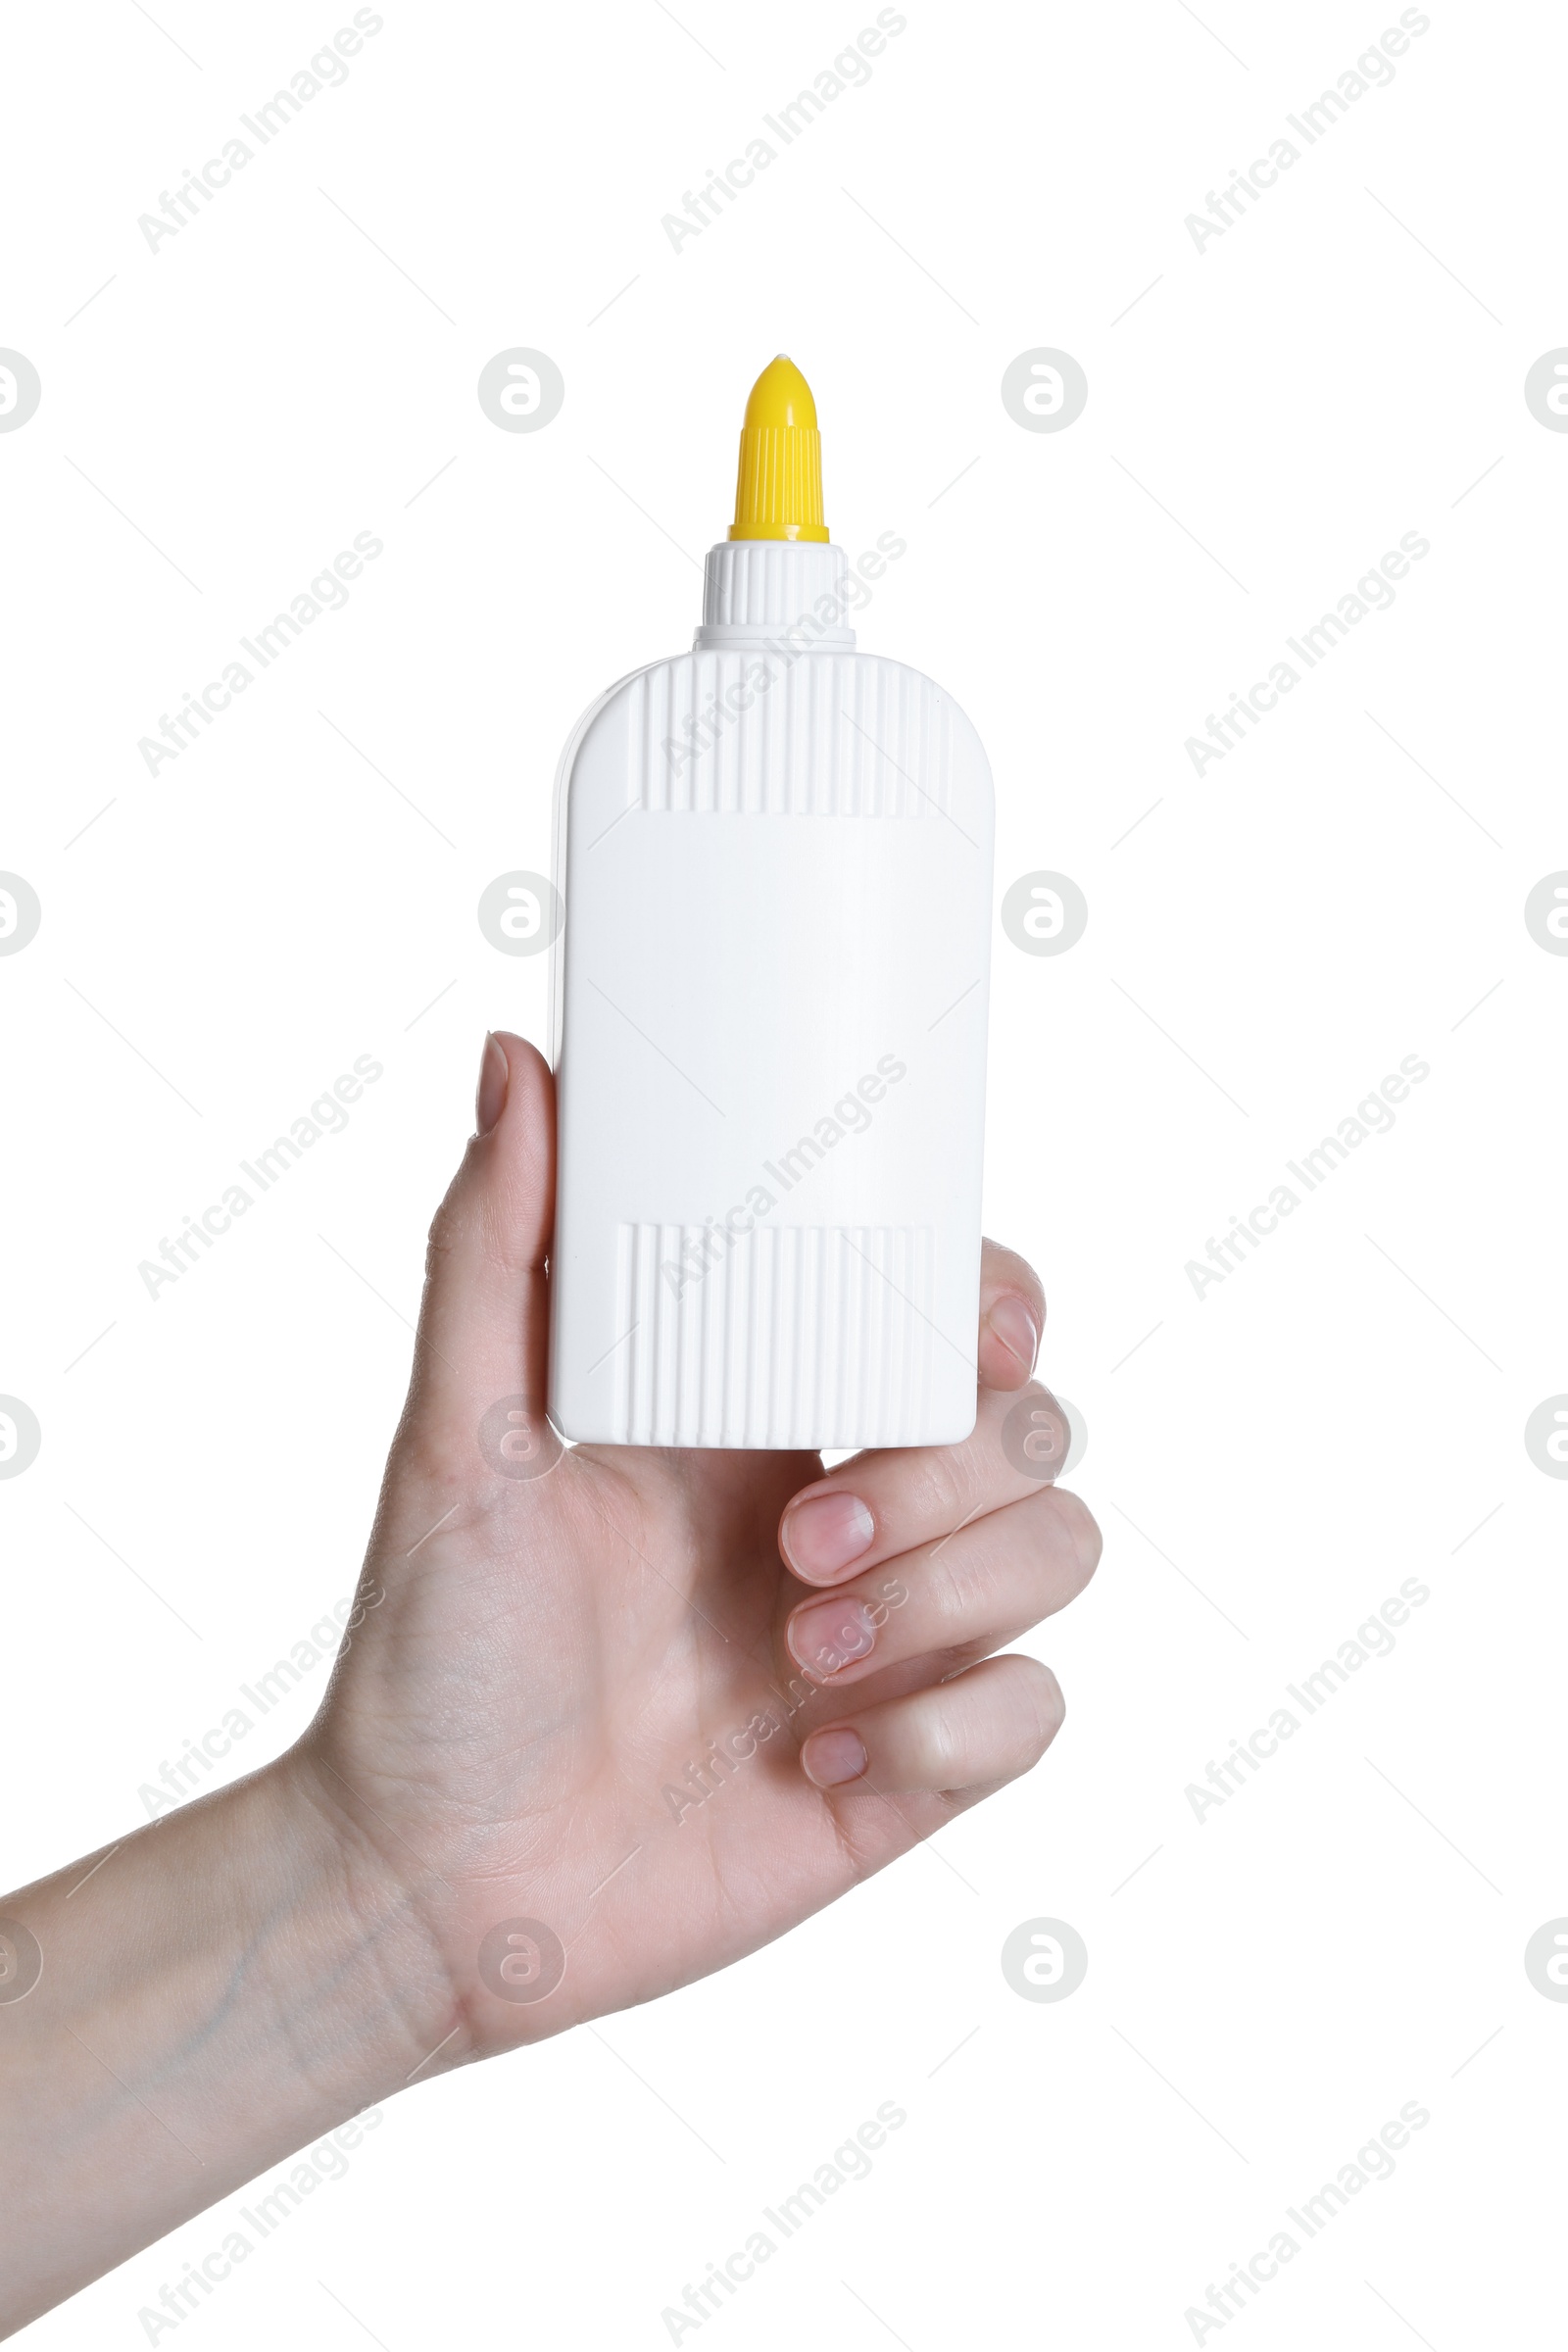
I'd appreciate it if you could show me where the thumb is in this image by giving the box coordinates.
[400,1030,557,1465]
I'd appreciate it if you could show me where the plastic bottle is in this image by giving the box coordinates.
[549,358,994,1448]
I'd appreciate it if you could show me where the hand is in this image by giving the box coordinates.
[0,1031,1099,2331]
[296,1030,1101,2058]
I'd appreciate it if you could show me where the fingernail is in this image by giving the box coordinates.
[476,1033,509,1135]
[780,1493,874,1582]
[801,1726,869,1788]
[788,1595,876,1680]
[987,1295,1039,1376]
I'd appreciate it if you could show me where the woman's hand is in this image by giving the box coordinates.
[0,1031,1098,2333]
[299,1030,1101,2058]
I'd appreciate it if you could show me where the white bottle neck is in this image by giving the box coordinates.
[693,538,857,652]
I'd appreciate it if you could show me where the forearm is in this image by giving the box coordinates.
[0,1757,448,2336]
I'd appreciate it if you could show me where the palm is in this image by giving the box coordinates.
[311,1438,953,2051]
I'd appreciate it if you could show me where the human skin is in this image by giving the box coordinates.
[0,1032,1100,2334]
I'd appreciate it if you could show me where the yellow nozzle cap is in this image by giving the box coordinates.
[729,355,829,542]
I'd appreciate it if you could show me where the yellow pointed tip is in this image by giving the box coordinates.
[743,356,817,432]
[730,356,829,542]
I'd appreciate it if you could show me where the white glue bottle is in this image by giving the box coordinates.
[549,357,994,1448]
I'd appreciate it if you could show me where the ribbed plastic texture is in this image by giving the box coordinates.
[702,539,849,629]
[730,423,827,542]
[613,1221,935,1446]
[624,651,956,815]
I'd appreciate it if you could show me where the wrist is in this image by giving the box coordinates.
[0,1753,457,2332]
[271,1739,464,2099]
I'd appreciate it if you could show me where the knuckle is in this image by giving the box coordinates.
[916,1700,963,1787]
[1014,1659,1066,1761]
[966,1658,1064,1779]
[424,1192,464,1272]
[930,1543,1004,1637]
[906,1447,981,1531]
[1046,1487,1102,1586]
[982,1236,1047,1326]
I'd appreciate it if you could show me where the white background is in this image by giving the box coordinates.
[3,0,1564,2343]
